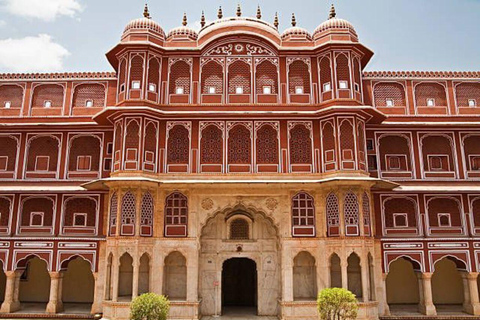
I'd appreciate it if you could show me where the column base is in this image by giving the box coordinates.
[464,302,480,315]
[0,300,20,313]
[91,302,103,314]
[418,303,436,316]
[46,300,64,314]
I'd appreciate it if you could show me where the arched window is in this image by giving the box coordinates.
[427,197,463,235]
[462,135,480,175]
[421,134,455,175]
[26,135,59,175]
[229,218,249,240]
[363,192,371,236]
[68,136,101,175]
[255,124,279,168]
[120,192,136,236]
[0,136,18,175]
[140,192,154,237]
[288,60,311,95]
[201,61,223,95]
[130,55,144,93]
[124,120,140,170]
[63,197,97,234]
[200,124,223,171]
[109,193,118,236]
[32,84,64,109]
[319,56,332,97]
[0,197,12,233]
[336,54,351,93]
[164,192,188,237]
[228,60,251,100]
[118,59,127,93]
[143,121,158,172]
[289,124,312,172]
[322,121,336,172]
[383,197,419,236]
[293,252,317,300]
[0,84,23,109]
[20,197,54,233]
[169,61,191,95]
[147,57,160,99]
[373,82,406,108]
[455,82,480,108]
[344,192,360,236]
[292,192,315,237]
[471,198,480,234]
[415,82,447,107]
[255,60,278,95]
[326,193,340,237]
[339,119,355,170]
[72,83,106,108]
[378,134,412,174]
[227,124,251,172]
[167,125,190,169]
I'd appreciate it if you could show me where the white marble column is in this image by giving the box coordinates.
[341,260,348,290]
[90,272,102,314]
[417,272,436,316]
[462,272,480,315]
[0,271,21,313]
[112,257,119,302]
[46,272,64,313]
[361,258,369,302]
[132,259,139,299]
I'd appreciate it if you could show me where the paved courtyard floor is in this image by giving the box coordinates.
[201,307,278,320]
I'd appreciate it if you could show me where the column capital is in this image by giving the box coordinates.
[49,271,63,279]
[420,272,433,280]
[466,272,479,280]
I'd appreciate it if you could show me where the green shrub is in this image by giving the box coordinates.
[130,293,170,320]
[317,288,358,320]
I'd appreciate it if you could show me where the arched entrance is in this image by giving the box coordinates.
[222,258,257,312]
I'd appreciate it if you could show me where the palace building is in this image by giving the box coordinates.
[0,3,479,320]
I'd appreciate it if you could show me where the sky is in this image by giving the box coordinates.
[0,0,478,73]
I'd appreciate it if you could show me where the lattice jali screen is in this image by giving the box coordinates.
[124,120,140,164]
[64,197,96,227]
[427,198,461,227]
[0,136,17,171]
[292,192,315,229]
[357,121,366,167]
[256,125,278,164]
[326,193,340,236]
[319,57,332,89]
[0,85,23,108]
[21,197,54,226]
[373,83,406,107]
[120,192,136,235]
[455,83,480,107]
[228,61,251,94]
[130,56,144,85]
[140,192,154,237]
[379,135,411,171]
[144,122,157,166]
[362,192,371,236]
[26,136,59,171]
[118,59,127,89]
[421,135,453,171]
[288,61,311,94]
[169,61,191,94]
[415,83,447,107]
[463,135,480,171]
[72,84,105,108]
[289,124,312,164]
[148,58,160,89]
[335,54,351,83]
[167,125,190,164]
[255,61,278,94]
[109,193,118,236]
[0,197,10,227]
[339,120,355,160]
[384,197,417,228]
[472,199,480,228]
[353,57,361,87]
[229,218,249,240]
[200,125,223,164]
[228,125,251,164]
[322,121,336,159]
[344,192,359,236]
[201,61,223,94]
[32,84,64,108]
[165,192,188,237]
[68,136,101,171]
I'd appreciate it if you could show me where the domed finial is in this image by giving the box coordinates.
[273,12,279,29]
[200,11,206,27]
[143,3,151,19]
[217,6,223,19]
[256,5,262,19]
[329,3,336,19]
[291,13,296,27]
[182,12,187,26]
[236,4,242,17]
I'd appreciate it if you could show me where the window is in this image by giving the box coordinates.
[4,101,11,109]
[468,99,476,107]
[0,156,7,171]
[393,213,408,227]
[295,86,304,94]
[164,192,188,237]
[73,213,87,227]
[438,213,451,227]
[429,156,444,171]
[85,99,94,107]
[208,86,216,94]
[148,83,156,92]
[262,86,272,94]
[235,86,244,94]
[387,156,401,170]
[175,86,184,94]
[131,81,141,89]
[76,155,92,171]
[30,212,44,227]
[427,98,435,107]
[366,139,374,151]
[386,99,394,107]
[292,192,315,237]
[35,156,50,171]
[354,83,360,92]
[323,83,331,92]
[230,218,249,240]
[44,100,52,108]
[339,81,348,89]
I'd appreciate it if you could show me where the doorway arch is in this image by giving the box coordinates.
[222,258,257,312]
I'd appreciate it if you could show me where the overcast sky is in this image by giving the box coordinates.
[0,0,478,73]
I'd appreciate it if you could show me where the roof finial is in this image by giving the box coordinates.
[329,3,336,19]
[256,5,262,19]
[143,3,151,19]
[273,12,279,29]
[236,4,242,17]
[200,11,206,27]
[291,13,296,27]
[218,6,223,19]
[182,12,187,26]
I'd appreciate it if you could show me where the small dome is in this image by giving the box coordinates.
[122,17,166,41]
[167,26,198,41]
[313,18,357,39]
[281,26,312,41]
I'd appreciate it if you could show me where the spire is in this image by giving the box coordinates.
[143,3,151,19]
[291,13,296,27]
[273,12,279,29]
[329,3,336,19]
[182,12,187,26]
[200,11,206,27]
[217,6,223,19]
[256,5,262,19]
[236,4,242,17]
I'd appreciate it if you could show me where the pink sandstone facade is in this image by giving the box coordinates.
[0,4,479,320]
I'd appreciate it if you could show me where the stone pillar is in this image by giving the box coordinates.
[380,273,390,316]
[1,271,21,313]
[361,258,369,302]
[462,272,480,315]
[112,257,119,302]
[282,247,294,301]
[90,272,102,314]
[338,191,345,236]
[417,273,436,316]
[341,260,348,290]
[186,251,199,302]
[46,272,64,313]
[358,191,365,237]
[132,259,139,299]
